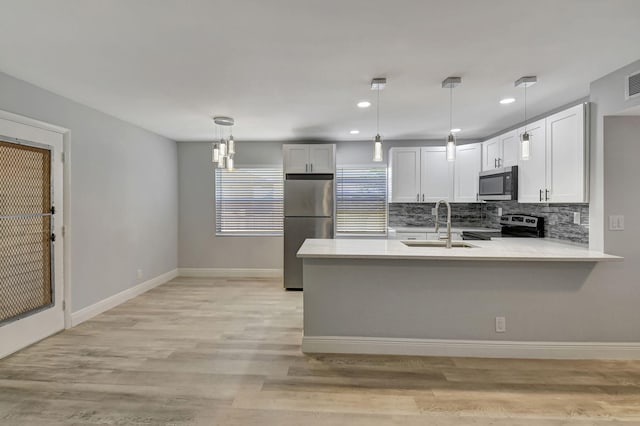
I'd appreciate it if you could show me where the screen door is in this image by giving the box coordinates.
[0,140,54,324]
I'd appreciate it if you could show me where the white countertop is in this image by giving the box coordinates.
[297,238,622,262]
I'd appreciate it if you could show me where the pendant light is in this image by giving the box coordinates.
[442,77,461,162]
[515,76,537,161]
[211,124,220,163]
[213,116,236,170]
[371,77,386,162]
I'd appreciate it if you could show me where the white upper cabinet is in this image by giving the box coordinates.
[309,145,335,173]
[390,147,421,202]
[501,131,520,168]
[420,147,453,202]
[516,104,587,203]
[454,143,482,202]
[482,131,519,170]
[517,119,547,203]
[283,144,335,174]
[482,137,502,170]
[390,144,481,203]
[545,104,586,203]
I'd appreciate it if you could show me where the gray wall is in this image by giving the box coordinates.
[178,141,284,269]
[0,71,178,312]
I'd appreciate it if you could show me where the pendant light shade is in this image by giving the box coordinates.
[442,77,461,162]
[371,78,386,162]
[219,139,227,157]
[446,133,456,162]
[212,143,220,163]
[228,135,235,155]
[373,134,383,162]
[226,156,234,171]
[521,132,531,160]
[515,76,537,161]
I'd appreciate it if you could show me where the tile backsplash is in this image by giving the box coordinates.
[389,202,589,245]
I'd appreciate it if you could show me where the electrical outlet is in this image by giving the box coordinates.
[573,212,581,225]
[497,207,503,216]
[609,215,625,231]
[137,269,143,280]
[495,316,506,333]
[431,207,437,216]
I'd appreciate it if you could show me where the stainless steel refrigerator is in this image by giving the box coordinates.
[283,174,334,289]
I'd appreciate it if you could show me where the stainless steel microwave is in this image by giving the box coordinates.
[478,166,518,201]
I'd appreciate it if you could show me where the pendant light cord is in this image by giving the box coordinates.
[376,86,380,135]
[449,86,453,132]
[524,83,528,132]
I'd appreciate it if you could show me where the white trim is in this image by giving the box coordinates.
[70,269,178,327]
[0,109,69,134]
[178,268,283,278]
[302,336,640,360]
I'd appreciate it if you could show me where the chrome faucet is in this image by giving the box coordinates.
[434,200,452,249]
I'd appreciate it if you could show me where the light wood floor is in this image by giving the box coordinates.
[1,276,640,425]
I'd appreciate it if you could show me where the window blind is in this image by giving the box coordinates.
[336,167,387,235]
[215,168,283,235]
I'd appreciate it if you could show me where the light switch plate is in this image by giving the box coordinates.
[497,207,503,216]
[573,212,581,225]
[495,316,506,333]
[609,215,625,231]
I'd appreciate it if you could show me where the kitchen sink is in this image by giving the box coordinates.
[401,240,475,248]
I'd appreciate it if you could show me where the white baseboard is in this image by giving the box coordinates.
[302,336,640,360]
[178,268,283,278]
[70,268,179,327]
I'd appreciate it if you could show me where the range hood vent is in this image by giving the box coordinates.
[626,70,640,100]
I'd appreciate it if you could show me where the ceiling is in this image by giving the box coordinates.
[1,0,640,142]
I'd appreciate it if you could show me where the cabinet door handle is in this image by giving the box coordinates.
[417,193,419,202]
[310,163,313,172]
[498,158,502,167]
[305,163,308,172]
[545,189,550,201]
[539,189,543,202]
[422,194,425,202]
[494,158,497,168]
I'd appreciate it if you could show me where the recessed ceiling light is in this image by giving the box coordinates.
[357,101,371,108]
[450,128,461,133]
[500,98,516,104]
[349,129,360,134]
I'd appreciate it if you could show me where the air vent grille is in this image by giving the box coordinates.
[626,71,640,99]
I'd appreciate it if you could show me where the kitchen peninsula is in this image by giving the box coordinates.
[298,238,624,359]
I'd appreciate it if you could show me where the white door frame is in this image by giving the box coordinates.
[0,109,71,358]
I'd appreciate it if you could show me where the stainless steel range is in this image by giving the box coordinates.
[462,214,544,240]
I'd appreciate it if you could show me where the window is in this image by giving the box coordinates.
[215,168,283,235]
[336,166,387,235]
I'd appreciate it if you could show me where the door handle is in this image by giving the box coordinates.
[545,189,550,201]
[539,189,543,202]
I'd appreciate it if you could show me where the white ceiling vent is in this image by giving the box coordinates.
[626,70,640,100]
